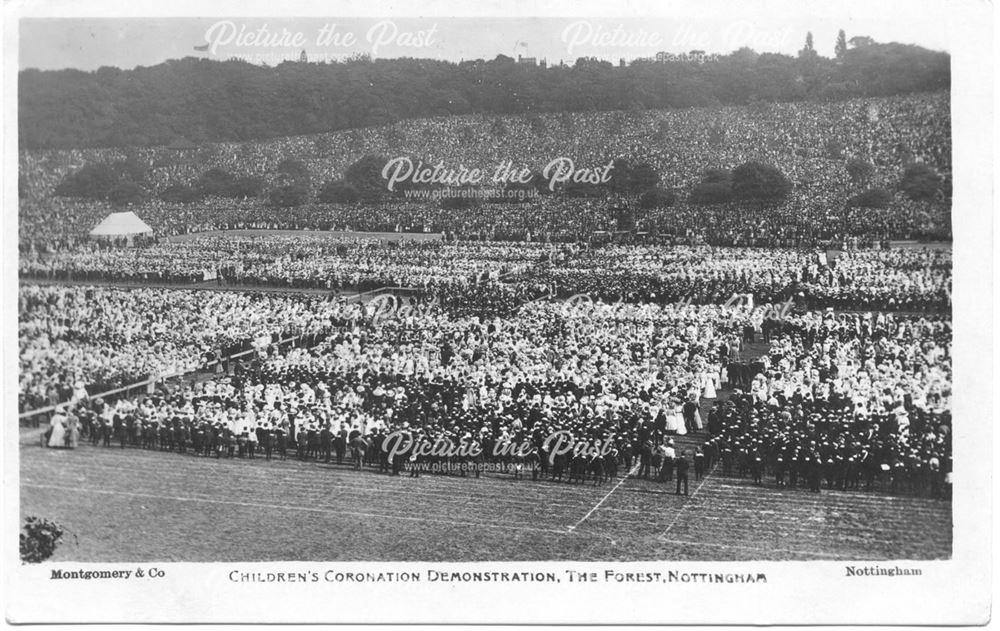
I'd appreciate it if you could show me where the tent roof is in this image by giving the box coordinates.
[90,211,153,237]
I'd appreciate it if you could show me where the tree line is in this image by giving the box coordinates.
[52,150,948,214]
[19,35,949,149]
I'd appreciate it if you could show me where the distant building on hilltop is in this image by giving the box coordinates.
[517,54,537,66]
[299,50,308,63]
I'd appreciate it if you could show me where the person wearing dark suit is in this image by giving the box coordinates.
[320,425,333,463]
[256,424,269,460]
[637,438,653,480]
[334,426,347,464]
[675,450,690,495]
[705,404,718,435]
[296,428,308,460]
[682,399,699,433]
[693,448,705,480]
[174,421,187,454]
[114,413,127,449]
[275,426,287,461]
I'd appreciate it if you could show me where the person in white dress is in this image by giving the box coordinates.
[47,407,67,448]
[691,396,704,431]
[702,370,718,399]
[672,398,687,436]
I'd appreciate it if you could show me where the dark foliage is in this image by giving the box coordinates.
[561,180,605,198]
[689,182,733,205]
[899,163,943,201]
[440,187,479,210]
[846,187,893,209]
[110,159,147,184]
[195,168,262,198]
[195,168,237,197]
[317,180,361,204]
[229,176,265,198]
[638,187,678,209]
[19,43,950,149]
[345,155,390,200]
[267,183,309,208]
[626,162,660,196]
[689,168,734,205]
[731,161,793,204]
[846,158,876,184]
[20,516,65,563]
[276,158,311,184]
[106,181,146,207]
[158,183,202,204]
[604,159,660,197]
[53,163,119,199]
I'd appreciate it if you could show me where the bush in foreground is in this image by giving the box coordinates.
[20,516,65,563]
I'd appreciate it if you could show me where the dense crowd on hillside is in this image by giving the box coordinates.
[45,296,951,497]
[19,91,951,247]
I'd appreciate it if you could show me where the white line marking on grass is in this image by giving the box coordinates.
[33,458,607,510]
[23,483,571,537]
[709,482,945,507]
[33,445,615,498]
[38,467,675,522]
[657,537,852,560]
[656,464,716,542]
[567,462,640,532]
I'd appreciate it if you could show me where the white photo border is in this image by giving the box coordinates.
[2,0,992,624]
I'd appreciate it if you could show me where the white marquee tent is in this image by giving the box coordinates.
[89,211,153,240]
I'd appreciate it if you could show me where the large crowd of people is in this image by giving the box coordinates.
[18,91,951,247]
[21,89,953,503]
[20,237,949,312]
[527,245,951,311]
[700,309,951,497]
[797,248,951,311]
[20,236,572,291]
[18,285,356,413]
[36,287,952,498]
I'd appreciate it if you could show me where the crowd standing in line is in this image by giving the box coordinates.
[42,293,951,498]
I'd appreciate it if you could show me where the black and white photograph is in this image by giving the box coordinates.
[2,0,992,625]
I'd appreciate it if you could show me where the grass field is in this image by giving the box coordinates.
[20,439,951,562]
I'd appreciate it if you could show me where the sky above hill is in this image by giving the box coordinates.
[20,14,950,72]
